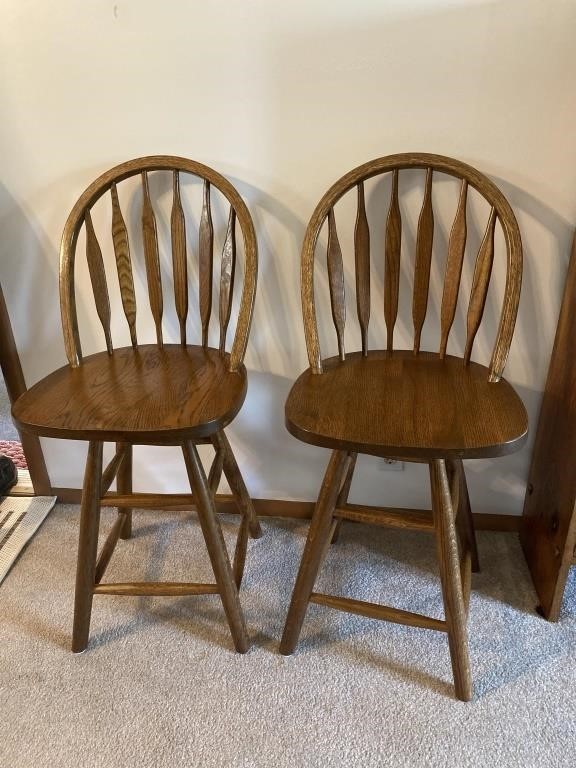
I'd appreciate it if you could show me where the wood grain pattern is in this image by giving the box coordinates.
[59,156,257,371]
[430,459,472,701]
[334,503,435,531]
[219,207,237,353]
[384,169,401,351]
[199,179,214,347]
[299,153,522,379]
[285,351,527,460]
[141,171,163,347]
[93,582,219,596]
[521,231,576,620]
[412,169,434,354]
[327,208,346,361]
[84,210,113,354]
[182,440,249,652]
[171,171,188,345]
[439,180,468,358]
[309,592,447,632]
[464,208,497,363]
[280,450,349,655]
[72,440,102,652]
[354,182,370,355]
[12,345,248,443]
[110,183,137,347]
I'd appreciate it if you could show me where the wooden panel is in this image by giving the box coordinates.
[327,208,346,361]
[84,210,113,354]
[439,180,468,358]
[412,168,434,353]
[219,207,237,353]
[521,232,576,620]
[171,171,188,345]
[199,179,214,347]
[464,208,496,362]
[110,183,137,347]
[384,169,401,351]
[141,172,163,346]
[354,182,370,355]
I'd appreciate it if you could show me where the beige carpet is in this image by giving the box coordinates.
[1,503,574,768]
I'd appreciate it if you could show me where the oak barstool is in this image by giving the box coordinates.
[13,156,262,653]
[280,153,528,700]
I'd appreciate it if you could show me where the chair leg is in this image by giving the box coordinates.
[430,459,472,702]
[215,430,262,540]
[280,450,350,655]
[72,441,104,653]
[181,440,250,653]
[455,459,480,573]
[331,451,357,544]
[117,442,132,540]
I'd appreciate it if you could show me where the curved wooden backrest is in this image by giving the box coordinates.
[301,153,522,382]
[60,155,257,372]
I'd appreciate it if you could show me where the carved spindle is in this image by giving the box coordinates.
[199,179,214,347]
[354,182,370,356]
[110,184,137,347]
[439,180,468,358]
[464,208,497,363]
[327,208,346,361]
[171,171,188,346]
[141,172,163,347]
[219,207,237,353]
[384,170,401,351]
[412,168,434,354]
[84,210,113,354]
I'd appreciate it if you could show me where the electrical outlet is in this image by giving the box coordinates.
[381,459,404,471]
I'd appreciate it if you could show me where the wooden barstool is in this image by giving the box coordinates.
[13,156,262,653]
[280,153,528,700]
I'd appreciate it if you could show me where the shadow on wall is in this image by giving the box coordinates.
[0,182,63,385]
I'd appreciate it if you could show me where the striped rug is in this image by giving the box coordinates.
[0,496,56,584]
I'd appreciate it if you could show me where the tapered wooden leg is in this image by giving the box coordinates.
[117,442,132,540]
[181,440,249,653]
[72,441,104,653]
[430,459,472,702]
[215,431,262,540]
[331,452,357,544]
[455,459,480,573]
[280,450,350,655]
[208,444,224,495]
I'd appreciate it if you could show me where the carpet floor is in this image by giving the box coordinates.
[1,504,574,768]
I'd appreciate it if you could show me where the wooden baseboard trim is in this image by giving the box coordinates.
[51,487,521,532]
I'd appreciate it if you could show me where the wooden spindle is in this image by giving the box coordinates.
[439,180,468,358]
[412,168,434,354]
[199,179,214,347]
[110,184,137,347]
[171,171,188,346]
[141,172,163,347]
[384,170,401,351]
[327,208,346,361]
[354,182,370,356]
[464,208,497,363]
[219,207,237,353]
[84,210,113,354]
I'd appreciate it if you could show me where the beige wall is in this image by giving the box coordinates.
[1,0,575,514]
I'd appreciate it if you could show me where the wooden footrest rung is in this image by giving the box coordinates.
[100,492,238,511]
[334,504,434,531]
[309,592,447,632]
[93,582,220,596]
